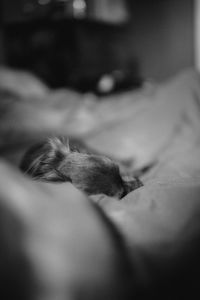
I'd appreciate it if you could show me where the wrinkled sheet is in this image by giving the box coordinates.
[1,67,200,176]
[1,67,200,298]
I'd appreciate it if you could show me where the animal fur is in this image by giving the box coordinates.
[20,137,143,199]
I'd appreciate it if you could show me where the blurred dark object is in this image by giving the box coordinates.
[1,0,129,24]
[0,0,142,93]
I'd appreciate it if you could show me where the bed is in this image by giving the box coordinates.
[0,67,200,299]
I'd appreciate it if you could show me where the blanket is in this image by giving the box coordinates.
[0,67,200,299]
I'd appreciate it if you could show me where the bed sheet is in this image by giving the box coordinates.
[1,67,200,298]
[1,67,200,176]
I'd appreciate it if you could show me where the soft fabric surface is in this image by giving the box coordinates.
[0,160,133,300]
[1,67,200,298]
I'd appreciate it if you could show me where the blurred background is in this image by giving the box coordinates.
[0,0,195,94]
